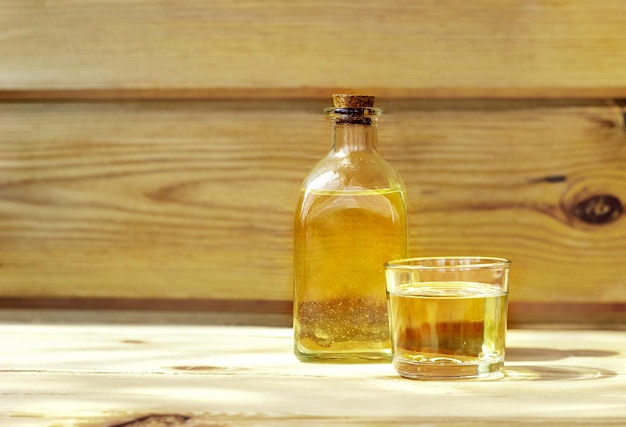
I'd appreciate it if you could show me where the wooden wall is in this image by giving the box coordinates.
[1,1,625,327]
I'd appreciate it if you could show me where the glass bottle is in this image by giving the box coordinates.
[293,94,408,363]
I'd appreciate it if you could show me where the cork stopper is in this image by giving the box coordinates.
[326,94,380,125]
[332,94,375,108]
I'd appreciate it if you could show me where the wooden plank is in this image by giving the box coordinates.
[0,325,625,426]
[0,307,294,327]
[1,1,626,97]
[508,302,626,328]
[0,101,319,300]
[0,100,323,301]
[0,99,625,325]
[3,88,626,102]
[0,300,624,329]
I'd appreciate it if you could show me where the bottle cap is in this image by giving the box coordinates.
[332,94,375,108]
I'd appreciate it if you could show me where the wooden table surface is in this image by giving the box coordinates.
[0,322,624,427]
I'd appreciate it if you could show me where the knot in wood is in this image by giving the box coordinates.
[572,194,623,224]
[110,414,192,427]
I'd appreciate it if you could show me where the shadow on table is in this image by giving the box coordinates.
[503,346,618,381]
[506,347,618,362]
[503,364,617,381]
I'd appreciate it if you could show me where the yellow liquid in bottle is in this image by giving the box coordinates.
[293,188,407,362]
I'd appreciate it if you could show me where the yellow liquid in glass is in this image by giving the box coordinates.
[388,282,507,378]
[293,188,407,362]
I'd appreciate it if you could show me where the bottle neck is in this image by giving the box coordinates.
[330,121,379,156]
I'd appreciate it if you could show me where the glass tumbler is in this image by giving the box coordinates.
[385,257,510,379]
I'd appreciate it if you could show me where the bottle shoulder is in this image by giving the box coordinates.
[301,152,405,193]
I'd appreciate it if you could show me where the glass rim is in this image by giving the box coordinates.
[384,256,511,270]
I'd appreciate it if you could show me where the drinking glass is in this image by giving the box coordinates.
[385,257,510,379]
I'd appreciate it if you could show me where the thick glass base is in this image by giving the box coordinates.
[394,355,504,379]
[295,349,392,364]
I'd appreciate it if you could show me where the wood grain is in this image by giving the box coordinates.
[0,99,624,326]
[1,1,626,97]
[0,101,322,301]
[0,325,625,426]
